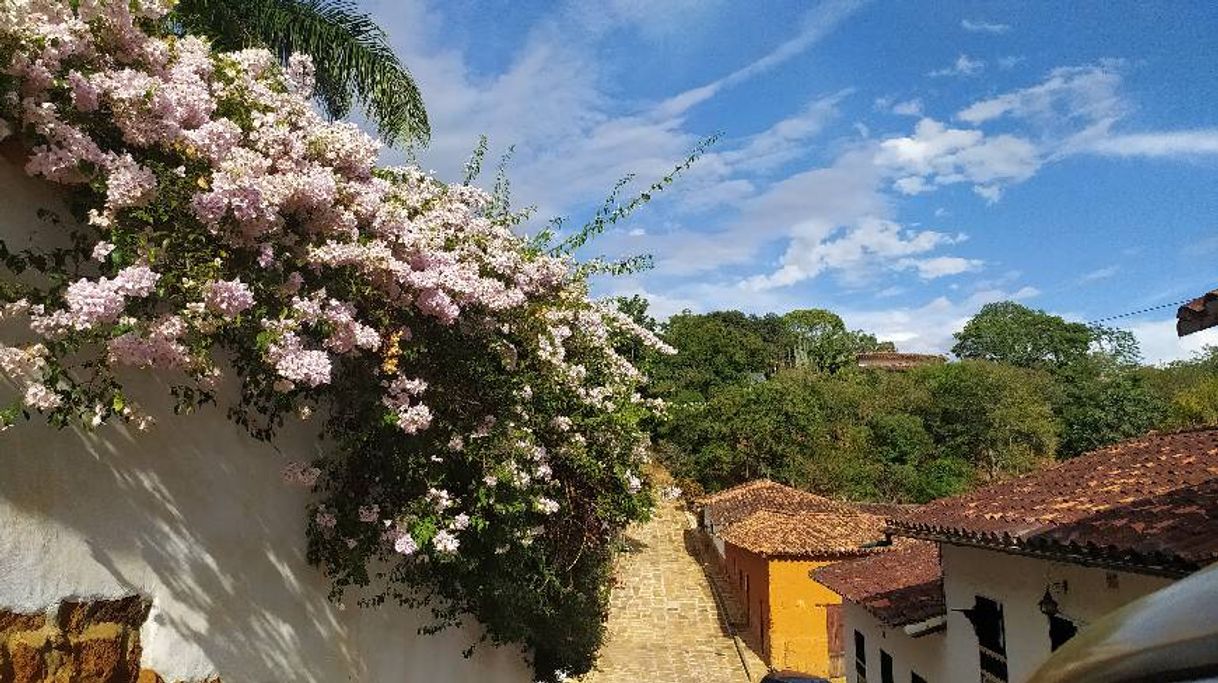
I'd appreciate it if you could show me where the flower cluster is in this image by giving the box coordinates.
[0,1,676,678]
[203,279,254,319]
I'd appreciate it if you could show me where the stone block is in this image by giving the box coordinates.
[0,609,47,635]
[65,623,140,683]
[74,634,126,682]
[58,596,151,634]
[7,639,47,683]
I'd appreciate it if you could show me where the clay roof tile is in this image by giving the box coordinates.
[814,540,944,628]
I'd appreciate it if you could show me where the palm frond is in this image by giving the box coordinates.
[173,0,429,146]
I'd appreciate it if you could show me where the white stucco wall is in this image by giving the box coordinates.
[0,150,531,681]
[939,544,1174,683]
[842,601,944,683]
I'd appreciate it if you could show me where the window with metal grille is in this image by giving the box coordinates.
[971,596,1008,682]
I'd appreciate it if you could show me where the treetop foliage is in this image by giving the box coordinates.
[647,298,1218,504]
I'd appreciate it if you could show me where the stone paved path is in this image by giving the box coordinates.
[579,493,766,683]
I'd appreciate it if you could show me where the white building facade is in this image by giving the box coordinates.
[938,544,1171,683]
[822,428,1218,683]
[843,599,944,683]
[832,543,1174,683]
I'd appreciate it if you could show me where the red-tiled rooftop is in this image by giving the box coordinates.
[815,541,944,628]
[718,509,889,559]
[857,352,946,371]
[698,479,848,529]
[890,428,1218,576]
[1178,289,1218,336]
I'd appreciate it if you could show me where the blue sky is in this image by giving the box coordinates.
[362,0,1218,363]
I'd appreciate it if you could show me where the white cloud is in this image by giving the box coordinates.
[1078,265,1119,283]
[662,143,891,271]
[998,55,1026,69]
[716,90,851,174]
[656,0,864,117]
[594,279,702,320]
[595,276,816,320]
[891,99,924,116]
[961,19,1011,34]
[367,0,669,213]
[742,218,967,290]
[1085,130,1218,158]
[900,255,984,279]
[929,54,985,78]
[952,62,1218,167]
[633,146,889,277]
[893,175,929,194]
[877,118,1040,197]
[956,63,1123,126]
[972,184,1003,203]
[365,0,880,239]
[1127,318,1218,365]
[652,111,1035,288]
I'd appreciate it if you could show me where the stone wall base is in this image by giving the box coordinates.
[0,597,219,683]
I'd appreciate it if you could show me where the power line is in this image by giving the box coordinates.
[1085,298,1194,325]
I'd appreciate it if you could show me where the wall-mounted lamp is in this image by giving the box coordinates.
[1038,588,1059,617]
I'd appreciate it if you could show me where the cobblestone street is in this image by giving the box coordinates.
[579,493,766,683]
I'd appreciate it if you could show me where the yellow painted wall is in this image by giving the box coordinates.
[767,559,843,677]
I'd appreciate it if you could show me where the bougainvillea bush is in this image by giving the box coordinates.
[0,0,676,677]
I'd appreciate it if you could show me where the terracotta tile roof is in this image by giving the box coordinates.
[814,540,944,628]
[1178,289,1218,336]
[698,479,848,529]
[890,428,1218,575]
[718,509,889,559]
[857,352,946,371]
[695,479,789,506]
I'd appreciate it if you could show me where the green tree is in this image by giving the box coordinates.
[650,310,785,401]
[954,302,1160,457]
[1168,376,1218,426]
[173,0,429,145]
[1052,356,1166,457]
[952,301,1094,369]
[660,368,869,493]
[918,361,1058,481]
[613,295,657,332]
[782,308,893,373]
[868,412,934,499]
[1143,346,1218,428]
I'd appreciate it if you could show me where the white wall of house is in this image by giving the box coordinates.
[842,601,944,683]
[940,543,1173,683]
[0,150,532,681]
